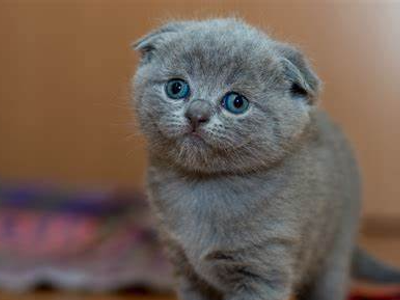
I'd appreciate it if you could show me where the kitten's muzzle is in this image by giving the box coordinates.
[185,100,212,131]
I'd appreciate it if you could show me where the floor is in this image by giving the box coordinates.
[0,235,399,300]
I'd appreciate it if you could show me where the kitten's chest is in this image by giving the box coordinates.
[152,174,239,242]
[147,166,283,253]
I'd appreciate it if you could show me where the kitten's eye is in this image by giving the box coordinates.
[221,92,249,114]
[165,79,190,99]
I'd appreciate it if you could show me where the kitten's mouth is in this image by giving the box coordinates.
[186,131,205,141]
[183,131,209,146]
[189,131,203,139]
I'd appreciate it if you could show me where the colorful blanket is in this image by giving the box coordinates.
[350,286,400,300]
[352,295,400,300]
[351,292,400,300]
[0,181,399,299]
[0,181,172,292]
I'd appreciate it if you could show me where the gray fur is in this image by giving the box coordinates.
[131,18,395,300]
[352,247,400,284]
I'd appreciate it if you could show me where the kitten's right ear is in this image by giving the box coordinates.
[273,42,321,105]
[132,22,186,63]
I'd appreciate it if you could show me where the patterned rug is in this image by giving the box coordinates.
[350,286,400,300]
[351,293,400,300]
[0,181,172,292]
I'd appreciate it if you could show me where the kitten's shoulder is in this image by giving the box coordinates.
[311,109,357,163]
[312,109,345,139]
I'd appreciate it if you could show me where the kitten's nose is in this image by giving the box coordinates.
[185,100,212,130]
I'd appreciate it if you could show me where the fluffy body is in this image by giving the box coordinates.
[133,19,362,300]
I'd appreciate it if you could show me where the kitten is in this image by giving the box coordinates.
[132,18,400,300]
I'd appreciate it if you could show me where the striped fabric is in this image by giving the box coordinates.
[350,293,400,300]
[350,288,400,300]
[0,181,172,292]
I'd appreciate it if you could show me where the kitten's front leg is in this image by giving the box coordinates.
[205,243,295,300]
[223,267,293,300]
[178,275,223,300]
[163,236,223,300]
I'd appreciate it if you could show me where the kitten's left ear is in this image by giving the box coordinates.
[132,22,187,63]
[274,42,322,105]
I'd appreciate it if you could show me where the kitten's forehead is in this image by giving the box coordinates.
[159,20,278,82]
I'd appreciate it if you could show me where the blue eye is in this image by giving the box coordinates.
[221,92,249,114]
[165,79,190,99]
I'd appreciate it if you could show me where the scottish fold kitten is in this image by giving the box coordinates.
[132,18,400,300]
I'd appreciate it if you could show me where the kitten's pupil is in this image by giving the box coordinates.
[233,96,243,108]
[171,82,182,95]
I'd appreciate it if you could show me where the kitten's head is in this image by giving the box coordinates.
[132,18,321,174]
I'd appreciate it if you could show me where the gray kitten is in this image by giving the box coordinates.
[132,18,400,300]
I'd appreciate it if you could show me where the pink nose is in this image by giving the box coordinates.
[185,100,212,130]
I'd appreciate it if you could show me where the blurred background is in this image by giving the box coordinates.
[0,0,400,299]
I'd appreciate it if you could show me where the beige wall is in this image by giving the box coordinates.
[0,1,399,218]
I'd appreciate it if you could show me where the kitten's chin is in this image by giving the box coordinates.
[175,134,213,159]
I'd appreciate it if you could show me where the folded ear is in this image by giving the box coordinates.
[274,43,321,104]
[132,22,187,63]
